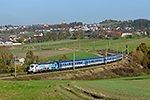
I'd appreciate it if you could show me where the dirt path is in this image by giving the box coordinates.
[15,50,74,58]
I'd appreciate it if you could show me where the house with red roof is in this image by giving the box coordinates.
[34,32,43,37]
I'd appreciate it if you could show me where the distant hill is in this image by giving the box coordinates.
[99,19,150,29]
[119,19,150,29]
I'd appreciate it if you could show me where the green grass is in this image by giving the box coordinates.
[0,32,35,37]
[75,75,150,99]
[10,49,56,54]
[21,37,150,52]
[44,51,100,61]
[0,80,72,100]
[1,75,150,99]
[99,22,119,27]
[21,38,87,47]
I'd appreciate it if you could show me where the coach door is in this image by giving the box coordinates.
[85,61,88,66]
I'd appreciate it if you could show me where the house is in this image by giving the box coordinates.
[24,31,29,33]
[9,35,17,41]
[121,31,132,37]
[21,36,31,41]
[34,32,43,37]
[135,30,147,36]
[84,33,99,38]
[101,27,108,30]
[16,57,25,65]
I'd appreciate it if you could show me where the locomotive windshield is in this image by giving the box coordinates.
[30,65,34,68]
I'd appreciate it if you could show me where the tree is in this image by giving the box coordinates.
[18,37,24,43]
[66,29,71,37]
[132,49,144,64]
[72,31,79,39]
[137,43,149,55]
[58,31,65,40]
[132,43,150,68]
[79,30,85,39]
[26,50,34,65]
[142,55,149,68]
[59,55,68,61]
[0,47,13,66]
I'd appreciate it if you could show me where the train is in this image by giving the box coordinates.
[28,53,123,74]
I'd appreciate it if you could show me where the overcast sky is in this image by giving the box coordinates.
[0,0,150,25]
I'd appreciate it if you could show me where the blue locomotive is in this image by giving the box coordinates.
[28,53,123,73]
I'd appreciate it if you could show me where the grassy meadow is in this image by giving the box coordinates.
[44,51,100,61]
[0,32,35,37]
[1,75,150,99]
[10,49,54,54]
[21,37,150,52]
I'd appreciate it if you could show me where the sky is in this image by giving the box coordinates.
[0,0,150,25]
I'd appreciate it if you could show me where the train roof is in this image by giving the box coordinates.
[38,62,55,65]
[56,57,104,63]
[56,54,122,63]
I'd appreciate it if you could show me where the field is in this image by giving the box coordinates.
[21,37,150,52]
[0,32,35,37]
[74,76,150,99]
[10,49,99,61]
[44,51,100,61]
[10,49,55,54]
[21,38,87,47]
[12,50,74,58]
[99,22,119,27]
[1,75,150,99]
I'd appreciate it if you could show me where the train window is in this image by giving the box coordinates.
[30,65,34,68]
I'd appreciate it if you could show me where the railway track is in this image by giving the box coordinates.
[0,60,122,80]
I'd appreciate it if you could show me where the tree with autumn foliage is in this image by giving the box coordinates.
[0,47,14,73]
[59,55,69,61]
[131,43,150,68]
[26,50,34,65]
[18,37,24,43]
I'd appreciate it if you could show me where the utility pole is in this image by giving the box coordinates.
[15,55,16,77]
[74,42,75,49]
[117,43,119,66]
[117,43,118,54]
[122,48,123,60]
[79,41,80,49]
[125,45,129,59]
[39,41,41,48]
[105,42,107,66]
[66,42,67,48]
[93,41,95,51]
[128,45,129,55]
[73,51,75,71]
[30,40,31,47]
